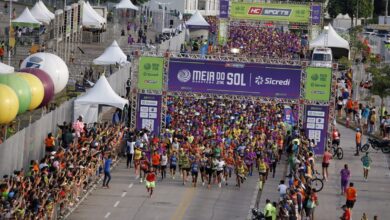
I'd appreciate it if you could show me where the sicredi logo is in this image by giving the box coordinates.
[248,7,263,15]
[255,76,291,86]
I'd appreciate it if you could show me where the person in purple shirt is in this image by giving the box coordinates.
[340,164,351,195]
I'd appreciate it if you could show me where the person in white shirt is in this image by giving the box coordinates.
[126,139,135,168]
[216,158,225,188]
[160,151,168,180]
[277,180,287,201]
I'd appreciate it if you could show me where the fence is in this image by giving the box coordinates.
[0,64,130,176]
[158,31,185,52]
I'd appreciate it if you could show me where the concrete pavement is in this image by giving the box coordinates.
[68,163,260,220]
[315,124,390,220]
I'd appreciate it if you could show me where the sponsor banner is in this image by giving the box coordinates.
[305,67,332,102]
[230,2,310,23]
[218,19,228,46]
[136,94,162,136]
[311,5,321,25]
[219,0,229,18]
[168,58,301,99]
[304,105,329,155]
[138,57,164,90]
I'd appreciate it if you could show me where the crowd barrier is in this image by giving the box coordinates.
[0,64,130,176]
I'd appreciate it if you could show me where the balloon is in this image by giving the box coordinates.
[0,84,19,124]
[15,72,44,110]
[20,53,69,94]
[20,68,54,108]
[0,74,31,114]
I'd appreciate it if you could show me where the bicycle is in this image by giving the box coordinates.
[330,143,344,160]
[361,138,390,154]
[308,170,324,192]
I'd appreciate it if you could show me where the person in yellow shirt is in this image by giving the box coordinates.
[134,147,142,176]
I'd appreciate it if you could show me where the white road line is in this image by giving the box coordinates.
[121,192,127,198]
[128,183,134,188]
[114,201,120,208]
[104,212,111,218]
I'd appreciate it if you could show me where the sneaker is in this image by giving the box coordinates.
[202,182,205,186]
[140,178,143,183]
[173,176,175,180]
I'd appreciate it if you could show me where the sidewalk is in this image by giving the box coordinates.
[315,124,390,219]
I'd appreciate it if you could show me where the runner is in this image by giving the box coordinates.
[345,182,357,209]
[134,146,142,176]
[340,205,351,220]
[224,152,235,185]
[151,150,160,175]
[139,153,149,183]
[102,154,112,188]
[257,157,268,190]
[332,128,341,147]
[169,151,178,179]
[126,138,135,168]
[340,164,351,195]
[216,158,225,188]
[191,156,199,187]
[160,151,168,180]
[361,152,372,181]
[355,128,362,156]
[145,168,156,198]
[181,152,191,185]
[322,148,333,181]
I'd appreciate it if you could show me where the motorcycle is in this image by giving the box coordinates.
[251,208,265,220]
[360,138,390,154]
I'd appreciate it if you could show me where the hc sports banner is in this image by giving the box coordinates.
[230,2,310,23]
[305,67,332,102]
[304,105,329,155]
[136,94,162,136]
[138,56,164,90]
[168,58,302,99]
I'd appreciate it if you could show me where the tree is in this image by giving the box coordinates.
[367,65,390,110]
[327,0,373,26]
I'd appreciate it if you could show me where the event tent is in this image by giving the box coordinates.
[185,11,210,29]
[38,1,55,20]
[309,24,350,59]
[116,0,139,10]
[93,40,128,65]
[12,7,42,28]
[30,1,52,24]
[0,62,15,74]
[74,75,128,123]
[81,1,106,29]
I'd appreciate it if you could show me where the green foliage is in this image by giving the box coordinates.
[327,0,373,20]
[339,57,352,68]
[367,66,390,100]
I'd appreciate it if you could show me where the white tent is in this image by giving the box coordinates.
[185,11,210,29]
[82,1,106,29]
[12,7,42,27]
[30,2,52,24]
[309,24,350,59]
[0,62,15,74]
[74,75,129,123]
[116,0,139,10]
[38,1,55,20]
[93,40,128,65]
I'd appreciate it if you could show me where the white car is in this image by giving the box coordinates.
[311,47,333,68]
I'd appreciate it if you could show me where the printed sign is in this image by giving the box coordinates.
[138,57,164,90]
[230,2,310,23]
[311,5,321,25]
[305,105,329,155]
[136,94,162,135]
[305,67,332,102]
[219,0,229,18]
[168,58,302,99]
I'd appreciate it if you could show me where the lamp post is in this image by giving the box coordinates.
[8,0,12,65]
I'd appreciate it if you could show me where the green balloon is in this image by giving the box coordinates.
[0,74,32,114]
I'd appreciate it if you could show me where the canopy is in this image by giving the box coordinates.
[93,40,128,65]
[185,11,210,29]
[38,1,55,20]
[30,1,52,24]
[309,24,350,59]
[12,7,42,28]
[81,1,106,29]
[74,75,129,123]
[116,0,139,10]
[0,62,15,74]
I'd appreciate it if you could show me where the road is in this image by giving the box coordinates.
[68,162,260,220]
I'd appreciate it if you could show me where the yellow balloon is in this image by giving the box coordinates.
[0,84,19,124]
[15,73,44,110]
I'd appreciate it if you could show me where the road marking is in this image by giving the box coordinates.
[121,192,127,198]
[104,212,111,218]
[170,188,196,220]
[129,183,134,188]
[114,201,120,208]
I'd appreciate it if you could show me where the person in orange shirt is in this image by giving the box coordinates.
[355,128,362,156]
[151,151,161,175]
[45,133,55,153]
[345,182,357,209]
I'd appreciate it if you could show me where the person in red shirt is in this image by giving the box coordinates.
[145,168,156,198]
[322,148,333,181]
[151,151,161,174]
[340,205,351,220]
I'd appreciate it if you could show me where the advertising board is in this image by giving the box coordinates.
[304,105,329,155]
[305,67,332,102]
[136,94,162,136]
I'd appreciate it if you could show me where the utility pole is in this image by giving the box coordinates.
[386,0,389,24]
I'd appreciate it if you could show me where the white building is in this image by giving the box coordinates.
[146,0,219,16]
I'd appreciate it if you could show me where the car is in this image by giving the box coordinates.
[311,47,333,68]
